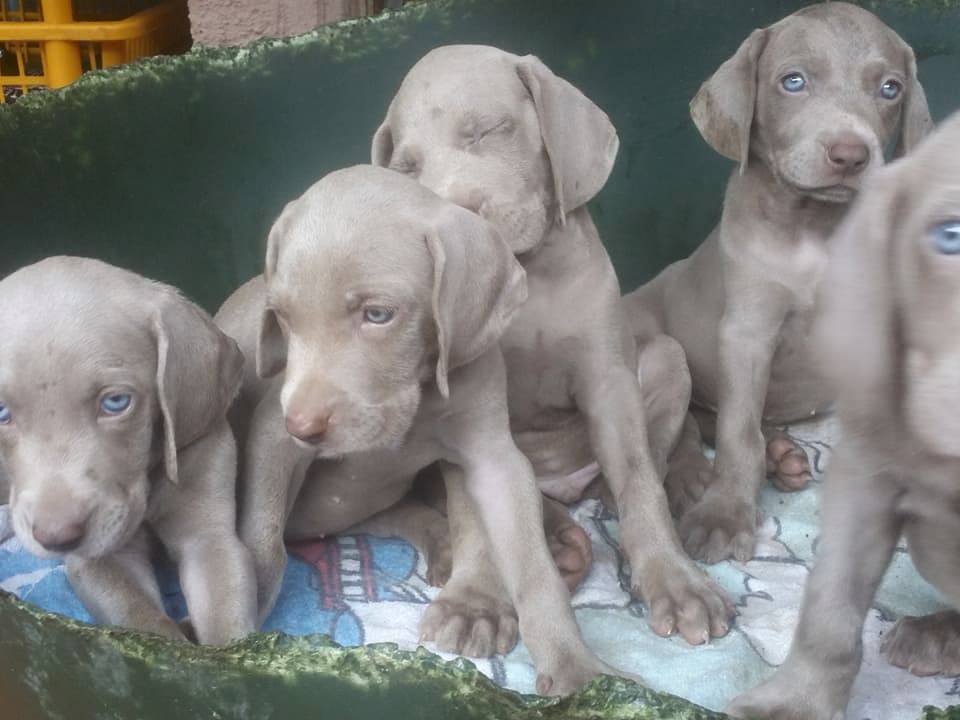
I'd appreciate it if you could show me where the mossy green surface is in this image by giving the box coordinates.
[0,591,723,719]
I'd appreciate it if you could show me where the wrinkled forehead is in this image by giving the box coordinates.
[762,7,906,74]
[272,209,433,303]
[391,49,529,128]
[0,308,153,390]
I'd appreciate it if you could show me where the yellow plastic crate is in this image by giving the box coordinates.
[0,0,190,103]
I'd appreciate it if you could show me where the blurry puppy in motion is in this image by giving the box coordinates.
[729,112,960,720]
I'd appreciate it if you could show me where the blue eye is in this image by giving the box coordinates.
[363,307,395,325]
[932,221,960,255]
[100,393,132,415]
[0,404,11,425]
[880,79,902,100]
[781,73,807,93]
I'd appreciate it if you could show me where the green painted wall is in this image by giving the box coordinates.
[2,0,959,312]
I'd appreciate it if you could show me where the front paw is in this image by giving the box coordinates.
[882,611,960,676]
[419,577,518,658]
[727,670,846,720]
[679,489,758,564]
[535,654,630,696]
[766,435,813,492]
[634,557,733,644]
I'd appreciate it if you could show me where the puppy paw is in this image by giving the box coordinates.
[664,450,713,519]
[535,654,620,696]
[766,435,813,492]
[679,490,757,564]
[882,610,960,676]
[419,578,518,657]
[542,498,593,593]
[727,672,846,720]
[633,557,734,644]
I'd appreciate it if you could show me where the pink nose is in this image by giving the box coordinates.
[826,135,870,174]
[285,411,331,445]
[33,519,86,553]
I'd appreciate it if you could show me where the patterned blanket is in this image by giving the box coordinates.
[0,417,954,717]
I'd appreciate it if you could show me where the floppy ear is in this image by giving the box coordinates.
[895,46,933,157]
[256,204,291,379]
[815,167,903,421]
[515,55,619,223]
[426,206,527,399]
[153,291,244,485]
[690,28,768,173]
[371,119,394,167]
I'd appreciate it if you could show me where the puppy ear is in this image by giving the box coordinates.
[895,47,933,157]
[256,203,290,379]
[371,119,394,167]
[153,292,244,485]
[516,55,619,222]
[690,28,768,173]
[426,206,527,399]
[815,167,902,420]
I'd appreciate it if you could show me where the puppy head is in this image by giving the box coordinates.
[257,165,526,457]
[691,2,931,201]
[816,113,960,457]
[0,257,242,559]
[371,44,619,253]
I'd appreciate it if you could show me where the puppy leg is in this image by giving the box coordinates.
[419,469,518,658]
[444,458,615,695]
[346,494,453,588]
[637,334,692,477]
[154,424,257,646]
[579,361,733,644]
[239,387,314,624]
[727,441,902,720]
[663,414,712,519]
[67,529,184,641]
[679,286,790,563]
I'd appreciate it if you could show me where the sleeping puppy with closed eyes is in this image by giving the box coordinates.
[0,257,256,645]
[218,165,623,695]
[728,111,960,720]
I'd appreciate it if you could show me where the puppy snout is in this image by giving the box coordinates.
[285,409,331,445]
[826,134,870,175]
[32,518,87,553]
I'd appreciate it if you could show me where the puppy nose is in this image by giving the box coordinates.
[33,520,86,553]
[285,411,330,445]
[826,136,870,174]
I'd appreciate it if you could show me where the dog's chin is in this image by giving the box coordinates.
[479,198,549,255]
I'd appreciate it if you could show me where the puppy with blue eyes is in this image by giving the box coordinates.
[217,165,620,695]
[623,2,933,564]
[0,257,256,645]
[728,112,960,719]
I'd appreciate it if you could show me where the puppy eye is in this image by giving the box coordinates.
[880,79,902,100]
[100,393,132,416]
[781,73,807,93]
[0,403,12,425]
[932,221,960,255]
[363,307,395,325]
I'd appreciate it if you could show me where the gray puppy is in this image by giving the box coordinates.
[728,111,960,720]
[1,257,256,645]
[623,2,932,563]
[219,166,622,695]
[372,44,732,647]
